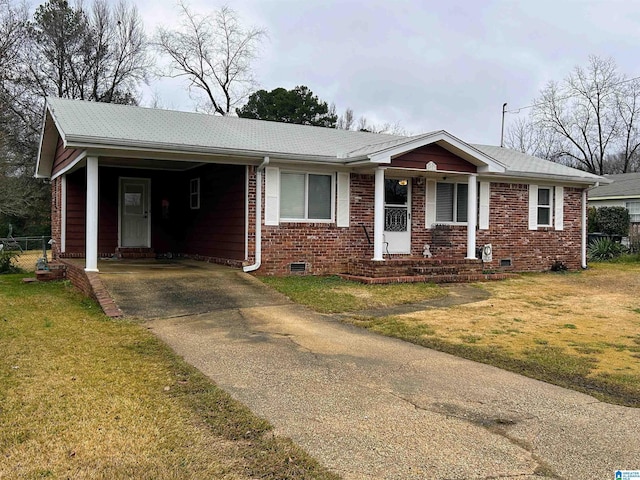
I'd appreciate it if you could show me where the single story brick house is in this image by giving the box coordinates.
[36,98,604,281]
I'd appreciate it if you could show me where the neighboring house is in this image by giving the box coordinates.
[37,98,605,282]
[588,173,640,236]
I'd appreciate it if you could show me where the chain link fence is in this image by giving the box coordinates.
[0,236,52,273]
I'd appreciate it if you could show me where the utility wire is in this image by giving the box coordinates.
[506,74,640,114]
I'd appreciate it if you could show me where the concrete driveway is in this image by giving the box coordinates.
[99,260,640,480]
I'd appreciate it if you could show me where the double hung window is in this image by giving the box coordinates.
[280,172,333,221]
[626,201,640,223]
[537,187,552,226]
[435,182,468,223]
[190,178,200,210]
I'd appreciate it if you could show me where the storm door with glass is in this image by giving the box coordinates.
[384,178,411,254]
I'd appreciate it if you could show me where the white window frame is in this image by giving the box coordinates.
[435,181,468,225]
[536,186,553,227]
[627,201,640,223]
[279,171,335,223]
[190,177,200,210]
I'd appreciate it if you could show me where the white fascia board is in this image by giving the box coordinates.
[589,195,640,201]
[50,150,87,180]
[483,171,602,187]
[35,105,62,179]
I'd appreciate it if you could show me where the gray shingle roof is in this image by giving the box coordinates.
[41,98,604,185]
[471,144,604,183]
[589,173,640,198]
[46,97,405,160]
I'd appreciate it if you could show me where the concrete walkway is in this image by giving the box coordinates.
[99,260,640,480]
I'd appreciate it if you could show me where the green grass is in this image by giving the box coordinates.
[260,275,444,313]
[0,274,338,479]
[345,315,639,407]
[262,267,640,408]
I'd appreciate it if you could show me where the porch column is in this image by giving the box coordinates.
[373,167,385,261]
[466,173,478,259]
[85,156,99,272]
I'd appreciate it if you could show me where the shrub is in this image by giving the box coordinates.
[0,249,21,274]
[588,237,625,261]
[595,206,630,236]
[587,206,599,233]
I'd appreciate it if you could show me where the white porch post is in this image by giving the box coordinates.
[373,167,385,261]
[85,156,99,272]
[466,174,478,259]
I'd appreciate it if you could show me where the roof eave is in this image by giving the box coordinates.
[63,136,343,165]
[489,170,605,186]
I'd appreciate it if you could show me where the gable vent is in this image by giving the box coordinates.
[290,262,307,273]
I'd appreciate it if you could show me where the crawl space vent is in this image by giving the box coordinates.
[290,262,307,273]
[500,258,512,267]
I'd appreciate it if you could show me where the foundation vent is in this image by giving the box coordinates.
[500,258,512,267]
[290,262,307,273]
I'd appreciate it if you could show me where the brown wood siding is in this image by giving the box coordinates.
[52,137,83,176]
[391,144,477,173]
[64,169,86,253]
[183,164,245,260]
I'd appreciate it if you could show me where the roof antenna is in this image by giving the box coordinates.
[500,102,507,147]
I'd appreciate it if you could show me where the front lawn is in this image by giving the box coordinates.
[262,264,640,407]
[0,275,338,479]
[260,275,444,313]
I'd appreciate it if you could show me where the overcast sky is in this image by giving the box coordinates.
[131,0,640,145]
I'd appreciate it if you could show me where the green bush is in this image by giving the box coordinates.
[588,237,625,261]
[587,206,599,233]
[593,206,630,236]
[0,249,21,274]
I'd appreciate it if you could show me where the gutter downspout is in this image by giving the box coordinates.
[243,156,270,272]
[581,188,588,269]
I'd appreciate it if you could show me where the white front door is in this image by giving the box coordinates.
[120,178,151,247]
[384,178,411,254]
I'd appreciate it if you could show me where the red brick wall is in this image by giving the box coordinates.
[476,183,583,271]
[256,176,586,275]
[260,173,374,275]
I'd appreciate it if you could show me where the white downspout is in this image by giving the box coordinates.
[581,188,588,269]
[243,156,269,272]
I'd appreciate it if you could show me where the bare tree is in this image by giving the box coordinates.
[508,56,640,174]
[335,106,408,135]
[26,0,149,103]
[155,3,266,115]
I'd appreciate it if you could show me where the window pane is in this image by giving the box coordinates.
[385,179,408,205]
[436,183,454,222]
[538,207,550,225]
[538,188,550,206]
[308,174,331,219]
[456,183,468,222]
[281,173,305,218]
